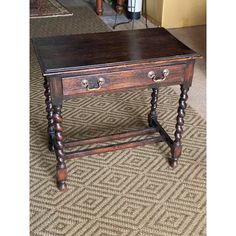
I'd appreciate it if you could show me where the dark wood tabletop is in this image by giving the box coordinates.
[34,27,201,191]
[32,28,200,75]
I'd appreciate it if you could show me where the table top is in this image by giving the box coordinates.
[32,28,200,76]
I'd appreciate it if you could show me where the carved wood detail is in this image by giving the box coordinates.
[148,87,159,127]
[44,77,55,152]
[53,105,67,191]
[170,85,189,168]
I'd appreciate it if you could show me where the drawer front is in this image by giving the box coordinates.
[62,64,186,97]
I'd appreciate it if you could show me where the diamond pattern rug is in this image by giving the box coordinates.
[30,5,206,236]
[30,0,73,19]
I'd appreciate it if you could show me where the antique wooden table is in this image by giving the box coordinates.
[32,28,201,191]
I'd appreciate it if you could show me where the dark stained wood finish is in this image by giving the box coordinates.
[65,136,164,160]
[44,77,55,151]
[50,77,63,105]
[151,120,174,148]
[183,60,195,88]
[170,85,189,168]
[53,105,67,191]
[32,28,201,190]
[31,28,200,75]
[148,88,159,128]
[62,63,185,98]
[64,127,157,148]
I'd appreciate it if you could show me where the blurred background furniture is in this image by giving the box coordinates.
[96,0,125,15]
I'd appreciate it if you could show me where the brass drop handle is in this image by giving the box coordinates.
[81,77,105,91]
[148,69,170,82]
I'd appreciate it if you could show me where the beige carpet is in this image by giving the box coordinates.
[30,5,206,236]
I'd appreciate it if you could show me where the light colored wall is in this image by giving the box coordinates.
[146,0,163,26]
[162,0,206,28]
[145,0,206,28]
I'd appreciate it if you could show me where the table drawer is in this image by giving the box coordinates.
[62,64,186,97]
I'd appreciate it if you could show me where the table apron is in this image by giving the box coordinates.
[61,63,186,98]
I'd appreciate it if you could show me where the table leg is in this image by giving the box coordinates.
[96,0,103,16]
[116,0,125,14]
[148,87,159,127]
[53,105,67,191]
[44,77,55,152]
[170,85,189,168]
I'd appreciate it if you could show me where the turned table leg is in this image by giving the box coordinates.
[44,77,55,152]
[53,105,67,191]
[96,0,125,15]
[116,0,125,14]
[148,87,159,127]
[96,0,103,16]
[170,85,189,168]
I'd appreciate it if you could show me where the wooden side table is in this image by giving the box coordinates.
[32,28,201,191]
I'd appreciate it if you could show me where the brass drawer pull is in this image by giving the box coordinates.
[148,69,170,82]
[81,77,105,91]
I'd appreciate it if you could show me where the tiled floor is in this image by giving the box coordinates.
[60,0,206,119]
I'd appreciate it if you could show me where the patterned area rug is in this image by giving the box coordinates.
[30,5,206,236]
[30,0,73,19]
